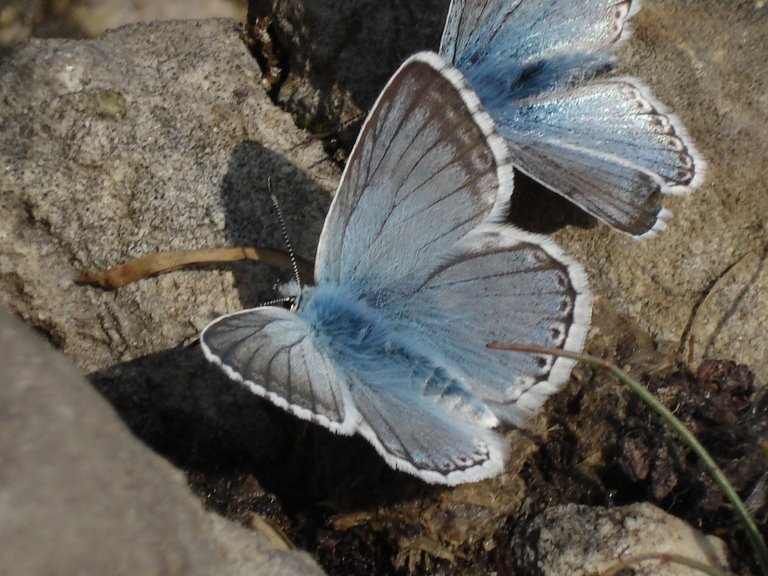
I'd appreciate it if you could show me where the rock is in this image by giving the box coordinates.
[64,0,245,37]
[0,18,337,374]
[0,17,339,480]
[263,0,448,139]
[687,248,768,386]
[0,305,325,575]
[0,0,245,48]
[513,502,730,576]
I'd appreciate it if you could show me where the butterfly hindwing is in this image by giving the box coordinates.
[380,224,592,426]
[496,80,702,236]
[509,138,666,236]
[200,306,357,434]
[349,372,507,485]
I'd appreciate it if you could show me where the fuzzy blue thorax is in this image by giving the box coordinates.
[295,283,497,427]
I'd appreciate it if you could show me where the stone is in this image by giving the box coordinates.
[260,0,449,139]
[0,305,325,576]
[514,502,730,576]
[0,0,245,47]
[687,248,768,386]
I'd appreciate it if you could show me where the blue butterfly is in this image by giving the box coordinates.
[201,53,592,485]
[440,0,705,238]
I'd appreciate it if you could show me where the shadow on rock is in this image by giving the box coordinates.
[217,139,331,308]
[88,343,433,513]
[250,0,450,146]
[507,170,598,235]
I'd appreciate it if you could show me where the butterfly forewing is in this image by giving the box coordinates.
[315,52,512,291]
[441,0,634,69]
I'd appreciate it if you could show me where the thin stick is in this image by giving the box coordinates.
[76,247,314,290]
[601,553,732,576]
[488,341,768,576]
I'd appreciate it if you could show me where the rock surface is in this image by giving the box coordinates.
[0,18,336,374]
[263,0,449,137]
[0,0,245,46]
[0,305,325,576]
[514,502,729,576]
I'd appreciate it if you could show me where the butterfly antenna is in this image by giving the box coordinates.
[261,296,294,308]
[268,177,303,288]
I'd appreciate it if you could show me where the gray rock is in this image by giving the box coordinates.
[514,502,730,576]
[0,305,325,575]
[0,0,245,49]
[66,0,246,37]
[0,18,337,374]
[0,17,340,490]
[687,248,768,385]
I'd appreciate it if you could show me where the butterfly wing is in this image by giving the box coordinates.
[201,52,521,484]
[336,220,595,482]
[204,283,509,485]
[308,53,526,483]
[495,80,704,237]
[441,0,704,237]
[381,223,592,427]
[315,52,512,291]
[200,306,357,434]
[440,0,635,74]
[348,370,508,485]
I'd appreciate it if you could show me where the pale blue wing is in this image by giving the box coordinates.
[349,373,507,485]
[440,0,636,90]
[202,291,508,485]
[315,52,513,292]
[441,0,705,237]
[200,306,357,434]
[497,80,703,236]
[379,224,592,426]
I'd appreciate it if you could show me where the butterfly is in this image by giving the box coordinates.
[440,0,705,238]
[201,53,592,485]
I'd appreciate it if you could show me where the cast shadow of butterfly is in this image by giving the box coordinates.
[507,170,598,235]
[88,342,428,508]
[252,0,449,149]
[216,140,329,308]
